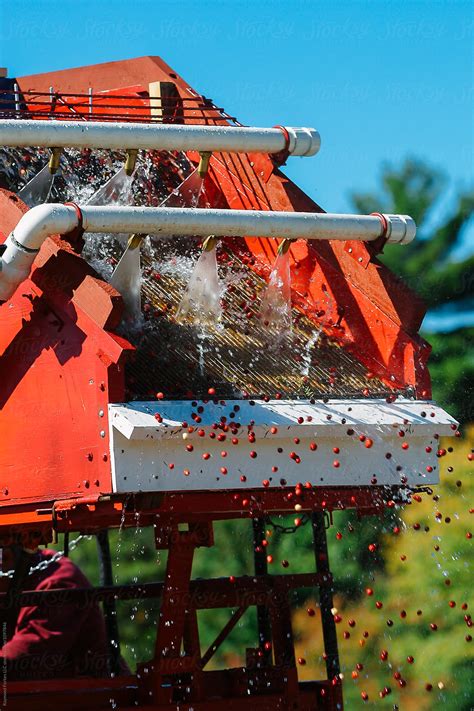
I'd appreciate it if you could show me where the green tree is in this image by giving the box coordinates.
[351,158,474,422]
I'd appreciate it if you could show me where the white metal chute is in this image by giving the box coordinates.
[108,399,458,493]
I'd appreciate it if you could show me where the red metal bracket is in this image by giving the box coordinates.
[62,201,85,251]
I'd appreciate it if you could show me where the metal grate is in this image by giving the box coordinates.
[126,243,398,401]
[0,88,240,125]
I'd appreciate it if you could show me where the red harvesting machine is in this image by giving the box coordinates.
[0,57,457,709]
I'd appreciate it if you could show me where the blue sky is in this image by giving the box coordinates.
[1,0,473,226]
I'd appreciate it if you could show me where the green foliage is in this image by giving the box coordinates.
[330,440,474,710]
[352,158,474,310]
[427,328,474,423]
[352,157,474,423]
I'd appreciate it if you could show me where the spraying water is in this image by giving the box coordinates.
[301,328,322,378]
[18,164,54,207]
[83,165,142,324]
[110,243,143,325]
[160,167,204,208]
[87,166,134,206]
[109,167,206,326]
[259,250,293,334]
[175,241,222,328]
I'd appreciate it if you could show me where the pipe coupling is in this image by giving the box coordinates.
[382,214,417,245]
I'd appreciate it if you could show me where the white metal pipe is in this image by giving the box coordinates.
[0,119,320,157]
[0,204,415,303]
[0,205,78,302]
[78,206,415,244]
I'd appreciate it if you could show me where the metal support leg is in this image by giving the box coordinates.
[252,517,272,664]
[312,512,341,680]
[96,530,121,676]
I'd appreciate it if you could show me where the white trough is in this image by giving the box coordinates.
[108,399,458,493]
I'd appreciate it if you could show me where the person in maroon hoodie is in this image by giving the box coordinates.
[0,546,112,680]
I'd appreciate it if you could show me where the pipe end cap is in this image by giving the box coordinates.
[384,214,416,245]
[286,127,321,157]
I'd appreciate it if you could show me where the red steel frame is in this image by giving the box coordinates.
[0,55,432,709]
